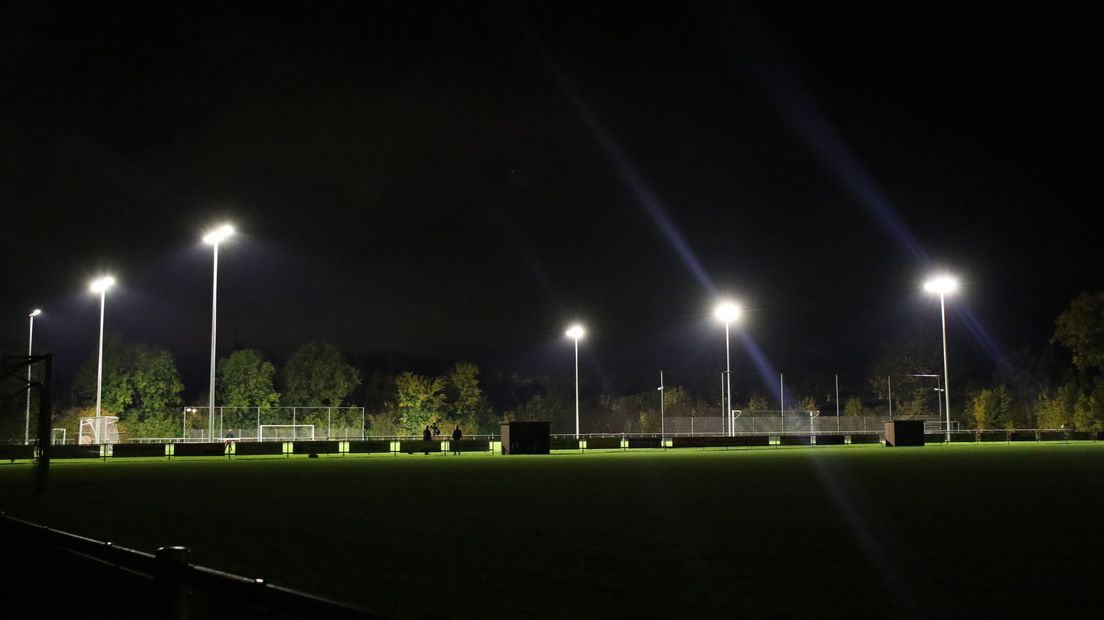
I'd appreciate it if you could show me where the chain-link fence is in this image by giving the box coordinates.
[179,406,366,441]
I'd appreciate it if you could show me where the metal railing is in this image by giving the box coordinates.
[0,512,377,619]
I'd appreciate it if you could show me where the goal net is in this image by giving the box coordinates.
[79,416,119,445]
[258,424,315,442]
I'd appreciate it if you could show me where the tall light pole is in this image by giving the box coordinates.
[924,275,957,442]
[714,301,741,437]
[658,370,665,439]
[203,224,235,441]
[25,309,42,445]
[565,324,585,439]
[90,276,115,443]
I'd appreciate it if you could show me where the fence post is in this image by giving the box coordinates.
[155,546,191,620]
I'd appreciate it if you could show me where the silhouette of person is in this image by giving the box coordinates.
[452,425,462,455]
[423,425,432,455]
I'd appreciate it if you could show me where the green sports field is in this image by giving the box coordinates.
[2,444,1102,617]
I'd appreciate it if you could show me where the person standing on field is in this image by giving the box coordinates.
[452,425,462,455]
[422,425,432,455]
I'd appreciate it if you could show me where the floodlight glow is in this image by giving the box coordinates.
[923,275,958,295]
[30,309,42,317]
[714,301,742,323]
[202,224,235,245]
[565,325,585,340]
[90,276,116,293]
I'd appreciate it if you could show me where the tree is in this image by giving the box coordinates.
[71,335,184,438]
[394,372,447,434]
[746,393,771,412]
[967,385,1015,430]
[283,341,361,407]
[1035,384,1075,430]
[447,362,483,430]
[1073,393,1103,432]
[1053,292,1104,374]
[843,397,864,417]
[219,349,280,410]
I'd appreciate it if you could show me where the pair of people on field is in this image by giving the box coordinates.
[422,424,463,455]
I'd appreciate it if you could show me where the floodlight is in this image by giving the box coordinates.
[714,301,741,323]
[202,224,235,245]
[30,308,42,317]
[565,324,585,340]
[90,276,116,293]
[923,275,957,295]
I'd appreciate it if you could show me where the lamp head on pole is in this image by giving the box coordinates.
[565,324,585,341]
[713,300,742,324]
[30,308,42,317]
[923,275,958,295]
[89,276,116,294]
[203,224,235,245]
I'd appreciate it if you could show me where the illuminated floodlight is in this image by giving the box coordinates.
[30,308,42,317]
[89,276,116,293]
[202,224,235,245]
[923,275,958,295]
[713,300,742,323]
[565,324,585,340]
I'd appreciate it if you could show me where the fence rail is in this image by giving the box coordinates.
[0,512,377,619]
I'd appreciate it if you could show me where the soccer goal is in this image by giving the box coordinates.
[51,428,67,445]
[79,416,119,445]
[258,424,315,441]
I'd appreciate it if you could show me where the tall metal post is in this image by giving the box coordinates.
[95,290,106,424]
[25,312,37,445]
[724,321,732,437]
[835,374,841,434]
[939,292,952,442]
[888,376,893,420]
[208,242,219,441]
[659,370,665,438]
[573,336,580,438]
[780,373,784,435]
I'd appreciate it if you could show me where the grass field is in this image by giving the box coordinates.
[2,443,1103,618]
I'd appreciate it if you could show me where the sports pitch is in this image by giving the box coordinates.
[2,443,1102,617]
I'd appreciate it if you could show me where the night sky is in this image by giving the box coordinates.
[2,4,1100,401]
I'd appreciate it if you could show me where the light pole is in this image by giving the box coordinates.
[907,373,942,430]
[25,309,42,445]
[203,224,235,442]
[658,371,665,439]
[923,275,957,442]
[90,276,115,444]
[714,301,741,437]
[565,324,585,438]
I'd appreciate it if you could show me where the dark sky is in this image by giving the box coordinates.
[2,3,1100,401]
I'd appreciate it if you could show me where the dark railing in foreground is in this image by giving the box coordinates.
[0,512,377,619]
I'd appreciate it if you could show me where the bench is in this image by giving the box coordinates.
[449,440,491,453]
[111,444,167,458]
[52,445,102,459]
[0,445,36,461]
[172,443,228,457]
[347,440,391,454]
[400,440,441,454]
[234,442,285,456]
[292,441,341,455]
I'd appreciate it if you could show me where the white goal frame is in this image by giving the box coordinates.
[79,416,119,445]
[258,424,315,442]
[51,428,67,445]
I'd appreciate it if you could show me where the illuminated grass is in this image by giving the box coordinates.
[1,443,1102,617]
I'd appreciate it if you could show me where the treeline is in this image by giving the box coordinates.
[33,291,1104,438]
